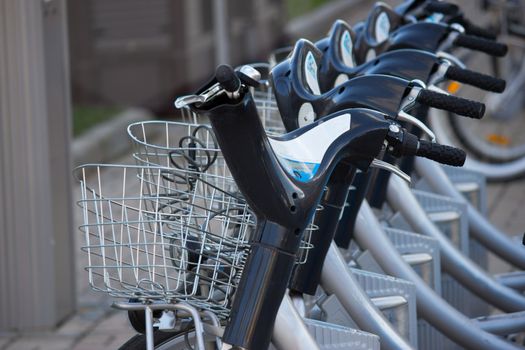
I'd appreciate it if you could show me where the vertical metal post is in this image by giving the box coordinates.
[145,307,154,350]
[0,0,75,331]
[213,0,230,65]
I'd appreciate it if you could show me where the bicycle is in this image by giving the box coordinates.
[73,1,525,349]
[265,21,525,348]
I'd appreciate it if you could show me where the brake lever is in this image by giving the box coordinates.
[175,65,261,109]
[370,158,411,184]
[397,110,436,142]
[438,23,465,52]
[398,83,439,142]
[174,83,224,109]
[436,51,466,69]
[426,84,449,95]
[428,60,452,86]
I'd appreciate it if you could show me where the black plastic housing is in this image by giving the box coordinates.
[316,20,443,93]
[270,40,413,131]
[192,88,393,349]
[289,161,357,295]
[334,171,372,248]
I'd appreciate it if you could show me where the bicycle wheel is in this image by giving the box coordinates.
[447,2,525,163]
[119,329,200,350]
[430,108,525,181]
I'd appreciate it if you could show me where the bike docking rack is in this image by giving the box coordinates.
[248,73,525,349]
[320,267,418,347]
[121,118,384,349]
[72,1,525,348]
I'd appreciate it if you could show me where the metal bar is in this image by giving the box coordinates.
[353,200,521,350]
[495,271,525,291]
[272,294,320,350]
[145,307,154,350]
[113,302,207,349]
[321,242,415,350]
[387,174,525,312]
[414,157,525,270]
[474,311,525,335]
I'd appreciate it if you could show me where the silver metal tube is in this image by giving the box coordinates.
[113,302,206,349]
[496,272,525,291]
[414,157,525,269]
[354,200,522,349]
[272,294,320,350]
[145,306,154,350]
[321,242,415,350]
[387,175,525,312]
[474,311,525,335]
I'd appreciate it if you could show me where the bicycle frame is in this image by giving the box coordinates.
[353,199,522,350]
[191,85,393,348]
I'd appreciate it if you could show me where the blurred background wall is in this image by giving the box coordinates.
[67,0,287,113]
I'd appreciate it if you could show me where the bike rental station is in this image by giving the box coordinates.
[63,0,525,349]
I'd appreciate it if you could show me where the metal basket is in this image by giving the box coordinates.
[127,120,317,264]
[76,164,253,318]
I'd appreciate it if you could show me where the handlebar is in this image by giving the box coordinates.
[445,66,506,93]
[416,140,466,166]
[453,33,508,57]
[415,89,485,119]
[387,127,466,167]
[461,19,498,40]
[216,65,241,93]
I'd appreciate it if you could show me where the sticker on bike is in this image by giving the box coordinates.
[269,113,352,181]
[341,30,355,67]
[375,12,390,43]
[305,51,321,95]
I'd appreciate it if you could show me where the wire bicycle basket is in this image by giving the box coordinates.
[76,164,253,318]
[127,120,317,264]
[76,116,318,319]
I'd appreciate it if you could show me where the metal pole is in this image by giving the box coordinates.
[354,200,522,350]
[213,0,230,65]
[414,157,525,269]
[0,0,74,331]
[321,243,415,350]
[474,311,525,335]
[387,175,525,312]
[272,294,320,350]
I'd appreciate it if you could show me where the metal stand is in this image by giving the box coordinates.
[272,295,320,350]
[321,243,415,350]
[387,175,525,313]
[113,302,208,350]
[354,200,522,350]
[414,157,525,269]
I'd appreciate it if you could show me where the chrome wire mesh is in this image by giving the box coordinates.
[76,164,253,318]
[127,120,317,264]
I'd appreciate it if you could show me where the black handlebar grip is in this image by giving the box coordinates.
[453,34,508,57]
[424,1,459,15]
[445,66,506,93]
[462,20,497,40]
[417,140,466,166]
[216,64,241,93]
[416,89,485,118]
